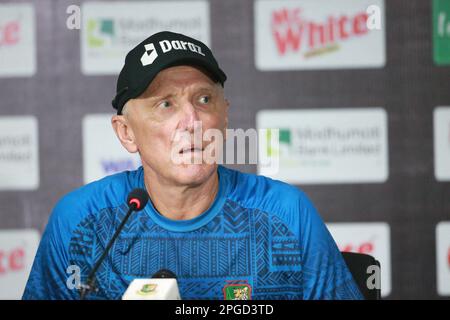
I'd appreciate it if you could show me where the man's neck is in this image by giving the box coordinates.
[142,167,219,221]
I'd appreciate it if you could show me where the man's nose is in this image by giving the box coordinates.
[179,101,201,133]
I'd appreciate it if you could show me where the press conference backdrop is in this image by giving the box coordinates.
[0,0,449,300]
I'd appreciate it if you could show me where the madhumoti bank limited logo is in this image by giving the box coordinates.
[279,128,291,156]
[269,128,298,167]
[86,19,115,48]
[257,108,388,184]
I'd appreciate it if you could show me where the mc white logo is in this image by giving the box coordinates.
[140,43,158,66]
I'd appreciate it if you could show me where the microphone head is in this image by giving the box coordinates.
[127,188,149,211]
[152,269,177,279]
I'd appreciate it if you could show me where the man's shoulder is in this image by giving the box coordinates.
[61,169,139,205]
[220,165,314,215]
[50,168,143,231]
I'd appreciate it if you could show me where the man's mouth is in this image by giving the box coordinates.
[179,146,204,154]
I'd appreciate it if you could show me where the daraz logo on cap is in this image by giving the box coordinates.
[140,39,206,66]
[140,43,158,66]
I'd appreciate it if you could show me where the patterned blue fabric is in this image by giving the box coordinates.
[22,166,363,300]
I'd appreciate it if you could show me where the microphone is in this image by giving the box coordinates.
[152,269,177,279]
[79,188,149,300]
[127,188,149,211]
[122,269,181,300]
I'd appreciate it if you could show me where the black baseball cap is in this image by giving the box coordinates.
[112,31,227,115]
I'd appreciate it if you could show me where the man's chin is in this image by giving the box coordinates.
[172,163,217,185]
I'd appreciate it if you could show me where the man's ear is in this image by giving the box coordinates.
[111,114,139,153]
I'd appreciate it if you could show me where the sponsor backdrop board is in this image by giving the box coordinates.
[0,116,39,190]
[257,108,389,184]
[436,222,450,296]
[0,0,449,299]
[0,3,36,77]
[81,1,210,75]
[0,229,40,299]
[82,114,141,183]
[255,0,386,70]
[327,222,391,297]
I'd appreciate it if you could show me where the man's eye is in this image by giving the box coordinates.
[199,96,210,104]
[158,100,171,109]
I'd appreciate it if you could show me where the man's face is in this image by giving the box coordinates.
[118,65,228,187]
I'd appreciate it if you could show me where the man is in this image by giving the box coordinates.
[23,31,363,300]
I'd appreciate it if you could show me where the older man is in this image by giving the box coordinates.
[23,31,362,300]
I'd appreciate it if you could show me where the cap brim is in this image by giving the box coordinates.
[118,57,226,114]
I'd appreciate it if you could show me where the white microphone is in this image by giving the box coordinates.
[122,269,181,300]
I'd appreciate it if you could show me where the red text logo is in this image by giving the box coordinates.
[339,241,374,254]
[0,20,20,47]
[447,247,450,269]
[271,8,369,57]
[0,247,25,275]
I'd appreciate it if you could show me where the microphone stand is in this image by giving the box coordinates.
[79,203,137,300]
